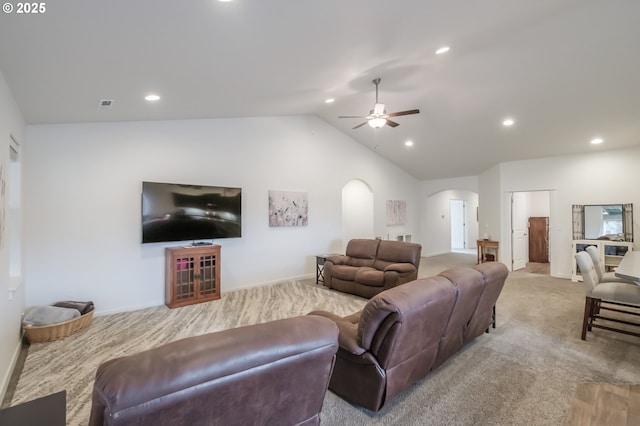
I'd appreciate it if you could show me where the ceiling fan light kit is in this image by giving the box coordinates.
[368,117,387,128]
[339,78,420,130]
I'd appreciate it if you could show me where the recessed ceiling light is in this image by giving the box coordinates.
[502,118,515,127]
[218,0,233,2]
[591,138,604,145]
[405,140,414,147]
[325,98,335,104]
[436,46,450,55]
[145,94,160,102]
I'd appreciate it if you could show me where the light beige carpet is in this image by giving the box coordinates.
[8,254,640,425]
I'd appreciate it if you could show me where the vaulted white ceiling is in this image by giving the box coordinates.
[1,0,639,179]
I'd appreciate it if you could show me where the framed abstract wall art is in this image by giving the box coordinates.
[386,199,406,226]
[269,190,308,227]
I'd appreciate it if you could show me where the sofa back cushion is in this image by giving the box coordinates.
[432,267,485,368]
[89,316,338,426]
[357,276,456,372]
[374,241,422,270]
[464,262,508,341]
[345,239,380,267]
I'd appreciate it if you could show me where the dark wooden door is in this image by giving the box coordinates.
[528,217,549,263]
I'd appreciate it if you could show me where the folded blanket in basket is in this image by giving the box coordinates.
[53,300,94,315]
[23,306,81,327]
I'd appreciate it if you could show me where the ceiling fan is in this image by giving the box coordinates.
[339,78,420,129]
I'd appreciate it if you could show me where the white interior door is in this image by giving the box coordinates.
[450,199,465,249]
[511,192,527,270]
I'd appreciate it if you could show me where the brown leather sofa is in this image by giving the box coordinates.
[309,262,508,411]
[89,316,339,426]
[323,239,422,298]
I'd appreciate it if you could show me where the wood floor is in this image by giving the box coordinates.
[524,261,550,275]
[564,383,640,426]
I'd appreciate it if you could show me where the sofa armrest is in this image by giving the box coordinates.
[384,263,417,274]
[326,255,351,266]
[308,310,366,355]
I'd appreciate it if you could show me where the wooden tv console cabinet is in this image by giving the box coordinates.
[165,245,221,308]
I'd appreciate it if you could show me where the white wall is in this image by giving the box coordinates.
[479,147,640,278]
[527,191,550,217]
[23,117,420,315]
[0,71,25,403]
[478,165,502,246]
[342,179,374,246]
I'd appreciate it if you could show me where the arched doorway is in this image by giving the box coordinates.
[424,189,478,256]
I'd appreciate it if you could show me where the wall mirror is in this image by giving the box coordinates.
[572,203,633,241]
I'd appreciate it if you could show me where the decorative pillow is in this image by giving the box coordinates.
[22,306,81,327]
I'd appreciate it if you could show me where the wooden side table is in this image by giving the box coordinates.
[315,254,342,284]
[477,240,499,264]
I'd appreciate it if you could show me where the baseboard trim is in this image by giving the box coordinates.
[0,331,25,408]
[229,274,316,292]
[553,272,572,280]
[93,274,316,317]
[423,250,454,257]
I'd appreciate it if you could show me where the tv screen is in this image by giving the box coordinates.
[141,181,241,244]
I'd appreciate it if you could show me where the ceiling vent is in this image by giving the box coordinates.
[98,99,114,111]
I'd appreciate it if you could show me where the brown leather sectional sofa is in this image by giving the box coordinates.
[89,316,338,426]
[323,239,422,298]
[89,260,507,422]
[310,261,508,411]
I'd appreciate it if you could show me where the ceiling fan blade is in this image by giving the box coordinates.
[352,122,368,129]
[388,109,420,117]
[386,120,400,128]
[339,115,367,119]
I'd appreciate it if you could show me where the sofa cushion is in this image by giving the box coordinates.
[464,262,508,341]
[377,240,421,266]
[345,239,380,267]
[89,316,339,426]
[432,267,485,368]
[355,268,385,287]
[373,260,417,273]
[331,265,360,281]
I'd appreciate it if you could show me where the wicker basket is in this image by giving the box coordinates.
[23,309,94,343]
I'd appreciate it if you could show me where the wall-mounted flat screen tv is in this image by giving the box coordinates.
[142,181,242,244]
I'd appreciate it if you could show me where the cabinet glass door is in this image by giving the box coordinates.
[174,256,195,300]
[603,243,629,272]
[199,255,217,297]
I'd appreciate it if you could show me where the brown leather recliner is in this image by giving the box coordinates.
[89,316,339,426]
[323,239,422,298]
[309,262,508,412]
